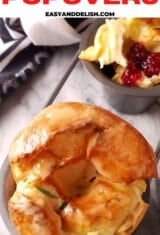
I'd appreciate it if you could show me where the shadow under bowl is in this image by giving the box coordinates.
[80,19,160,114]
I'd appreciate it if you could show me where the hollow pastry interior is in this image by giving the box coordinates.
[8,102,157,235]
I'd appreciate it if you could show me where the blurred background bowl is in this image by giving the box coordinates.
[80,19,160,114]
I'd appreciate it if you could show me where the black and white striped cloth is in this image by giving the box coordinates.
[0,18,88,103]
[0,18,55,103]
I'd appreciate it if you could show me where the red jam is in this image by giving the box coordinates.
[121,61,142,86]
[121,42,160,86]
[142,53,160,77]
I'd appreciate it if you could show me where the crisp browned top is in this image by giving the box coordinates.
[9,102,157,184]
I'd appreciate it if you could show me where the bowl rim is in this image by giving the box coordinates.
[80,19,160,97]
[0,157,17,235]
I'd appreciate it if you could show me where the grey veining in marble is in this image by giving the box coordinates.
[0,44,160,235]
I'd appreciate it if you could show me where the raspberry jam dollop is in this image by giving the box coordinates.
[121,42,160,86]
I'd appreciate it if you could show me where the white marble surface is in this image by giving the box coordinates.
[0,44,160,235]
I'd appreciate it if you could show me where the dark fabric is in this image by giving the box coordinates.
[65,18,87,28]
[0,18,55,103]
[0,18,85,103]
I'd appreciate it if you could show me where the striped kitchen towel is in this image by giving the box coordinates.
[0,18,55,103]
[0,18,81,103]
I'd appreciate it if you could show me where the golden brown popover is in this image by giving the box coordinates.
[8,102,157,235]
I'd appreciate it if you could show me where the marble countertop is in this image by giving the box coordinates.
[0,44,160,235]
